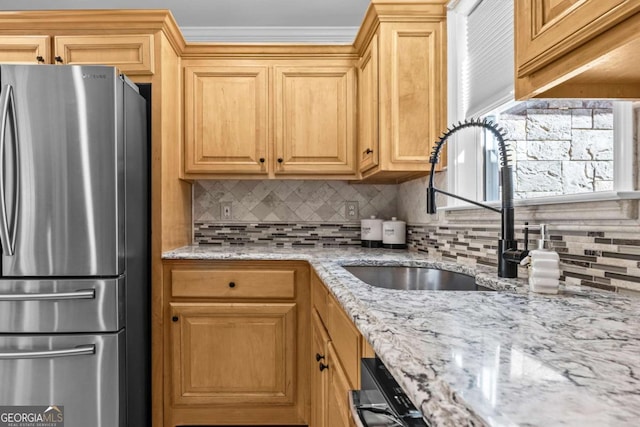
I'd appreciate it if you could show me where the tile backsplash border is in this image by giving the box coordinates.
[406,223,640,295]
[192,219,640,295]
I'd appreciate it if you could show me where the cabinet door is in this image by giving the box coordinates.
[0,36,50,64]
[274,65,357,176]
[378,21,446,174]
[53,35,154,74]
[326,343,354,427]
[170,302,296,406]
[184,66,269,175]
[516,0,640,77]
[311,310,330,427]
[358,35,379,173]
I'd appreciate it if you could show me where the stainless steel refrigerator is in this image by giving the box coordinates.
[0,65,149,427]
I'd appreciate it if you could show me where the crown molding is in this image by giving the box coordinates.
[181,26,358,43]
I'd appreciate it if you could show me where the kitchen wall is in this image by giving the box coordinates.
[193,180,397,246]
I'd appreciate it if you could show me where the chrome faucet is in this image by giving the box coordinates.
[426,118,527,278]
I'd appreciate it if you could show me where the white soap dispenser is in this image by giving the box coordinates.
[528,224,560,294]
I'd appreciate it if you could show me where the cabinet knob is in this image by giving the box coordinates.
[259,158,265,163]
[54,56,63,64]
[315,353,325,362]
[36,56,45,64]
[172,316,179,322]
[365,148,373,154]
[228,282,236,288]
[319,363,329,372]
[277,158,283,164]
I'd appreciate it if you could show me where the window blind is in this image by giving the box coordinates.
[463,0,514,118]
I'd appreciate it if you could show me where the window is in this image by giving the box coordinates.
[447,0,635,209]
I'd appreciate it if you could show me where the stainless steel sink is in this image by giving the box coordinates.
[343,265,494,291]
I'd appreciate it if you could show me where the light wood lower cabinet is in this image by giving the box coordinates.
[326,343,356,427]
[163,261,373,427]
[163,260,310,427]
[310,270,372,427]
[311,310,330,427]
[170,302,296,406]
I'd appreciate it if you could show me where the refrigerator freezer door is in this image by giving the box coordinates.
[0,332,125,427]
[0,65,124,277]
[0,277,124,333]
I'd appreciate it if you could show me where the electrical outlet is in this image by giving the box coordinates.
[221,202,233,220]
[345,201,359,219]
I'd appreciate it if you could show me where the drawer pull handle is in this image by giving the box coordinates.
[277,158,283,163]
[36,56,45,63]
[315,353,325,362]
[172,316,179,322]
[0,289,95,301]
[54,56,63,63]
[0,344,95,360]
[259,158,265,163]
[319,363,329,372]
[365,148,373,154]
[228,282,236,288]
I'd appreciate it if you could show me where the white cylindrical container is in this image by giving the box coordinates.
[382,217,406,249]
[360,216,383,248]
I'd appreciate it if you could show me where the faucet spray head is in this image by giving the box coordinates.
[426,187,437,214]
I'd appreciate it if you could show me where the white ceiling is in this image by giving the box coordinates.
[0,0,371,28]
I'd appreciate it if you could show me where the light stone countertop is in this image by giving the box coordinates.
[163,245,640,427]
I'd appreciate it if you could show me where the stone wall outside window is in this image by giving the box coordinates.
[497,100,614,199]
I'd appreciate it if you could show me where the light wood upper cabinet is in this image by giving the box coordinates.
[274,65,357,176]
[182,60,358,179]
[170,302,296,406]
[516,0,640,98]
[183,65,269,175]
[0,34,154,74]
[357,35,379,174]
[358,19,447,182]
[54,35,154,75]
[0,35,50,64]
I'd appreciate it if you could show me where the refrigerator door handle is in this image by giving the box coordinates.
[0,344,96,360]
[0,289,96,301]
[0,84,19,256]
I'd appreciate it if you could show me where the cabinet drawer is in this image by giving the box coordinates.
[327,294,360,387]
[171,269,295,299]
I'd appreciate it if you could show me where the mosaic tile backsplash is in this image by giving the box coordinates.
[407,224,640,295]
[195,222,361,247]
[194,180,397,222]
